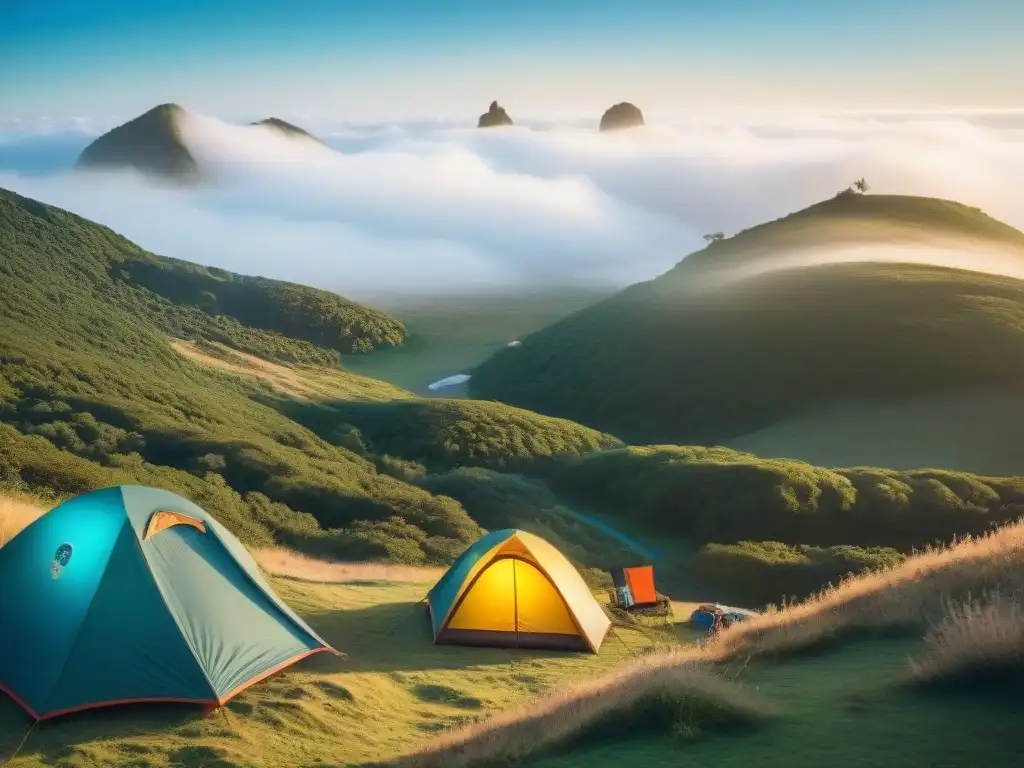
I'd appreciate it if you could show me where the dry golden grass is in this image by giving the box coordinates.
[385,648,766,768]
[395,520,1024,766]
[707,519,1024,661]
[0,493,47,547]
[253,547,445,584]
[170,338,411,402]
[909,589,1024,682]
[172,338,321,400]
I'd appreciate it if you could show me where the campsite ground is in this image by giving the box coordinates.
[0,569,670,768]
[3,499,1023,767]
[4,573,1017,768]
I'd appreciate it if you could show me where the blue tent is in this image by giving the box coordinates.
[0,485,337,720]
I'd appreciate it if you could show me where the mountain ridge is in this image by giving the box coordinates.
[469,194,1024,462]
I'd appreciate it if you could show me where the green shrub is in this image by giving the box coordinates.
[417,468,638,567]
[689,540,906,607]
[545,446,1024,552]
[288,398,621,472]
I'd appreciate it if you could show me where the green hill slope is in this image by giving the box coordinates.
[470,195,1024,451]
[2,187,405,361]
[0,188,617,563]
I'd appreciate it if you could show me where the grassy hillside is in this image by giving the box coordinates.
[470,195,1024,449]
[122,252,406,356]
[287,398,621,472]
[74,103,200,183]
[544,446,1024,553]
[2,188,405,362]
[394,520,1024,768]
[0,188,617,564]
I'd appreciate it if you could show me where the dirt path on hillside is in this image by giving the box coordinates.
[171,339,321,400]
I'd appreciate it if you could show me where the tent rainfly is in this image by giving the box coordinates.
[426,529,611,653]
[0,485,337,721]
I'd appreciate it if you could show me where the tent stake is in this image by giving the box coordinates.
[383,595,428,638]
[611,625,633,657]
[3,720,38,765]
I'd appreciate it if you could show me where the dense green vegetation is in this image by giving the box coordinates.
[689,540,906,607]
[287,398,621,472]
[416,468,637,568]
[123,254,406,355]
[2,188,404,363]
[471,195,1024,445]
[544,446,1024,552]
[0,188,616,564]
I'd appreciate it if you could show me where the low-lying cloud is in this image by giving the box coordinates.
[702,242,1024,292]
[1,109,1023,300]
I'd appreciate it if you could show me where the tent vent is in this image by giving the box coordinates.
[144,510,207,540]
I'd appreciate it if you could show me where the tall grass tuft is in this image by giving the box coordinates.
[707,521,1024,661]
[909,589,1024,684]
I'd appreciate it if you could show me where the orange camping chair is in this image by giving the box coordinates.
[609,564,659,609]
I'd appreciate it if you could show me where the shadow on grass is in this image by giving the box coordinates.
[547,689,766,759]
[907,665,1024,700]
[0,697,210,766]
[301,600,607,675]
[729,622,924,664]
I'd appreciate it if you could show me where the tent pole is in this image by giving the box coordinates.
[3,720,38,765]
[512,559,520,650]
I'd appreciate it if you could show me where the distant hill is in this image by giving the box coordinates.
[470,194,1024,465]
[74,103,199,183]
[250,117,326,144]
[478,101,514,128]
[599,102,644,131]
[75,105,326,182]
[0,187,623,564]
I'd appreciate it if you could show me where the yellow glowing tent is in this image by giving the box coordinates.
[426,529,611,653]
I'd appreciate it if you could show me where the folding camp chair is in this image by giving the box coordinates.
[609,564,660,609]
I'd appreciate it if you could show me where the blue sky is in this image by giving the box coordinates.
[2,0,1022,123]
